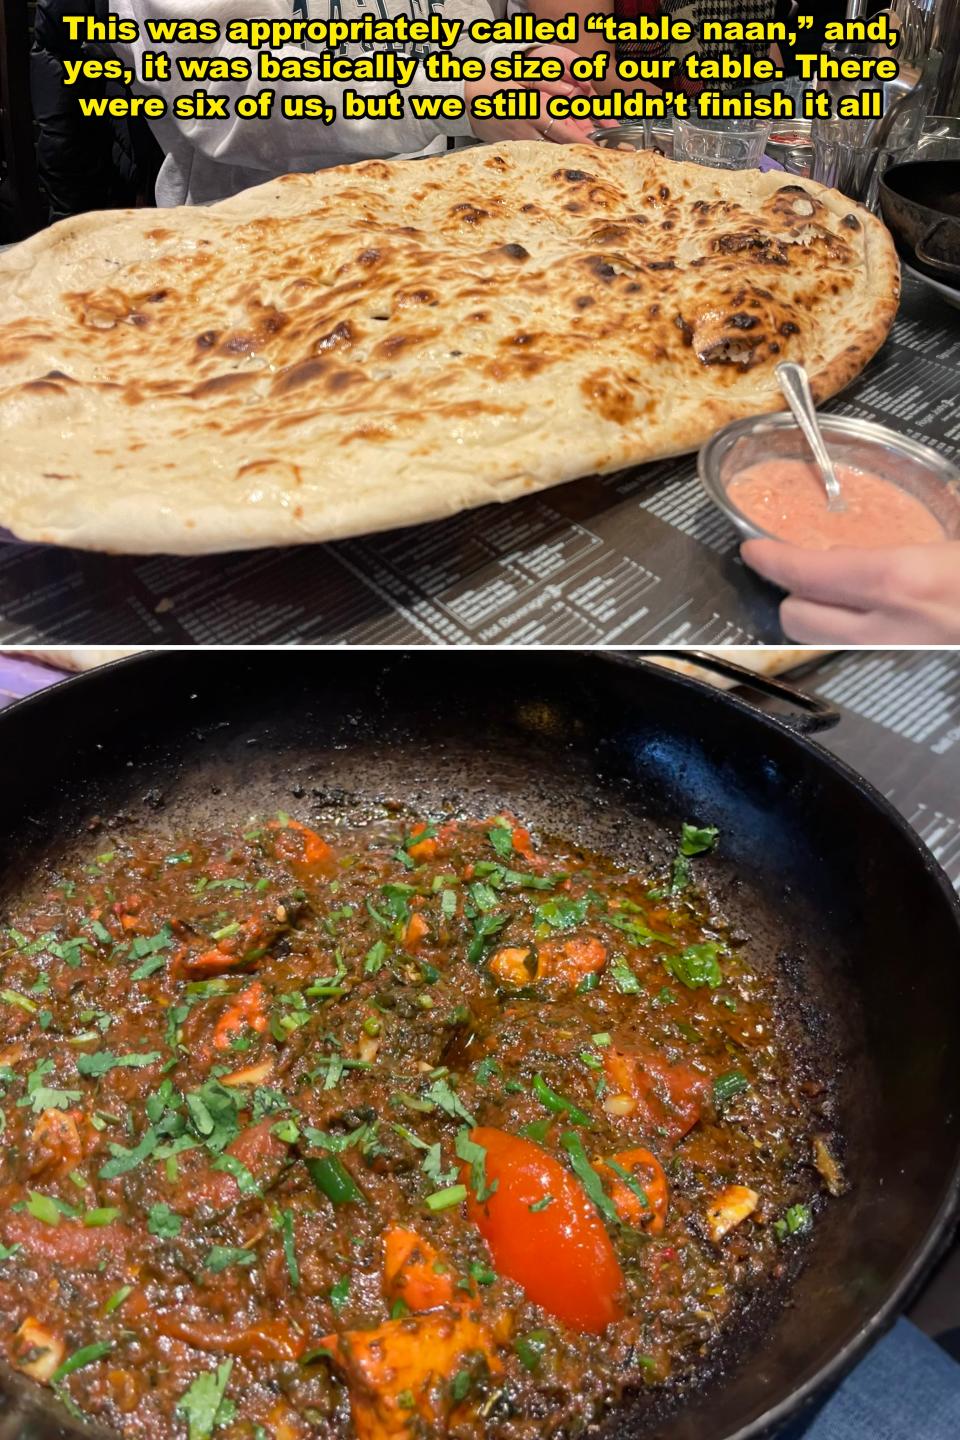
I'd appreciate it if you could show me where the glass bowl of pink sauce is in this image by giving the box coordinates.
[698,412,960,549]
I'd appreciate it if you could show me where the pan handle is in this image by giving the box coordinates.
[635,651,841,735]
[915,219,960,280]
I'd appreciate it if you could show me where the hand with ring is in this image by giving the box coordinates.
[466,44,614,146]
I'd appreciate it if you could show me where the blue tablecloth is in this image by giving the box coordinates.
[785,1320,960,1440]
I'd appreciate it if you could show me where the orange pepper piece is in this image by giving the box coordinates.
[539,936,607,986]
[267,818,336,872]
[213,980,268,1051]
[403,911,429,951]
[489,938,606,990]
[382,1227,456,1312]
[594,1147,669,1233]
[488,946,536,987]
[406,822,438,863]
[317,1306,505,1440]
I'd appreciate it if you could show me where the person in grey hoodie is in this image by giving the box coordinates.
[110,0,606,206]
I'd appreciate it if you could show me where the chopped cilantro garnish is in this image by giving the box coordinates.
[364,940,388,975]
[560,1131,619,1227]
[329,1275,351,1312]
[99,1128,160,1180]
[474,1057,501,1086]
[16,1058,82,1114]
[774,1203,813,1241]
[466,912,509,965]
[184,1079,241,1153]
[82,1207,120,1227]
[424,1078,476,1126]
[147,1204,182,1239]
[455,1128,497,1203]
[76,1049,161,1077]
[467,881,499,913]
[205,1246,256,1273]
[212,1153,261,1196]
[514,1330,551,1372]
[534,897,587,931]
[440,888,458,919]
[26,1191,63,1226]
[610,957,642,994]
[422,1143,458,1189]
[176,1360,234,1440]
[680,823,719,856]
[280,1209,299,1289]
[131,953,168,981]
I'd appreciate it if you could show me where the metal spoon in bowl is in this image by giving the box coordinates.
[775,361,846,513]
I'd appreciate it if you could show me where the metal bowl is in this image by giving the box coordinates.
[765,118,813,176]
[879,159,960,283]
[590,123,674,159]
[697,411,960,543]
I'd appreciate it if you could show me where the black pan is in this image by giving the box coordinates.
[879,159,960,283]
[0,649,958,1440]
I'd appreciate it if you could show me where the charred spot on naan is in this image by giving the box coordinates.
[394,287,440,308]
[484,243,531,263]
[314,320,355,354]
[759,187,857,261]
[710,229,789,266]
[765,184,825,224]
[580,369,637,425]
[687,287,802,368]
[447,204,490,227]
[583,222,641,248]
[551,168,626,214]
[579,253,643,285]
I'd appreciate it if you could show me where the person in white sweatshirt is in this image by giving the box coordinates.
[110,0,608,206]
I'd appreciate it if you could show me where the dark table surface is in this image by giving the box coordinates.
[0,274,957,646]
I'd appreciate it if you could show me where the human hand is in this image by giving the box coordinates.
[741,539,960,643]
[466,44,612,146]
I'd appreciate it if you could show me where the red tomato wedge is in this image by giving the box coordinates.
[604,1045,710,1145]
[462,1127,625,1334]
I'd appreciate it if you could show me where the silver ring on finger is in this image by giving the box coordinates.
[541,116,558,141]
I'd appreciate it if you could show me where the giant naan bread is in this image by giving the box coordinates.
[0,141,898,554]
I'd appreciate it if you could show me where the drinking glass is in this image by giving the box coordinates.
[672,115,773,170]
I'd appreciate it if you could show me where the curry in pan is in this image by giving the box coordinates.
[0,812,843,1439]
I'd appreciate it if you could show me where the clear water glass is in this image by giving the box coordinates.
[672,114,773,170]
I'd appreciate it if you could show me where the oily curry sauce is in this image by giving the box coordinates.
[0,813,840,1440]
